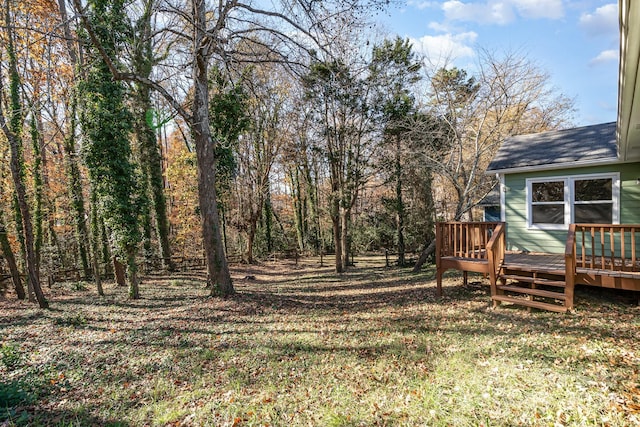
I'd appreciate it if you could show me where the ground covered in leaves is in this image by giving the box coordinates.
[1,256,639,426]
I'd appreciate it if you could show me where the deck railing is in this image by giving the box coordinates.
[567,224,640,272]
[436,221,503,260]
[435,222,505,296]
[566,224,640,292]
[486,223,506,296]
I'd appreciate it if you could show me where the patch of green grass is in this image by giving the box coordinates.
[71,281,88,291]
[53,312,88,327]
[0,379,33,408]
[0,343,23,371]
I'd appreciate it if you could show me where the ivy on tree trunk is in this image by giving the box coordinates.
[79,0,141,299]
[0,1,48,308]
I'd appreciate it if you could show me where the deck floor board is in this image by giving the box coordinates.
[503,253,566,275]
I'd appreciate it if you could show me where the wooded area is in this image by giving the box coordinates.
[0,0,575,305]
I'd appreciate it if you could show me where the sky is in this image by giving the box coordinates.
[377,1,620,127]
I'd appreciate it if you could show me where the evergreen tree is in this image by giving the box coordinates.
[369,37,421,266]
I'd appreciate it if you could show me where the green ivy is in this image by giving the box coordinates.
[78,0,140,295]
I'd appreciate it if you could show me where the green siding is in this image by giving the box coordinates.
[504,162,640,254]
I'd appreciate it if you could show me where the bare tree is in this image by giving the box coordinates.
[418,50,575,221]
[283,102,323,255]
[231,63,287,263]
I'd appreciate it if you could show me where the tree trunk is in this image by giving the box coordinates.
[246,215,257,264]
[0,15,47,307]
[247,191,264,264]
[90,190,103,295]
[195,128,233,295]
[6,130,48,308]
[395,135,405,267]
[221,205,228,255]
[340,208,350,269]
[264,185,273,253]
[29,115,44,272]
[412,240,436,272]
[309,166,321,253]
[64,96,92,279]
[193,0,233,296]
[331,197,343,273]
[113,258,126,287]
[150,159,174,270]
[135,83,174,271]
[454,186,467,221]
[291,168,305,252]
[11,197,26,283]
[0,224,25,300]
[48,221,64,272]
[127,250,139,299]
[133,2,174,271]
[101,219,112,276]
[141,204,153,269]
[58,0,91,279]
[35,106,58,281]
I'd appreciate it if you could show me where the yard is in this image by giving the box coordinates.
[1,256,639,426]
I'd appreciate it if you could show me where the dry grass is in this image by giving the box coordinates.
[1,255,639,426]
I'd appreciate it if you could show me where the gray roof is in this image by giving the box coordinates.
[486,122,618,173]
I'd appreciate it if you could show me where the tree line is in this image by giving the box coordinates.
[0,0,574,306]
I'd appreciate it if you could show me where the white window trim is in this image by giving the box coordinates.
[526,172,620,230]
[499,174,506,222]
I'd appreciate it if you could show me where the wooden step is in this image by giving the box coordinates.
[497,285,566,300]
[502,263,564,275]
[492,295,568,313]
[500,274,566,287]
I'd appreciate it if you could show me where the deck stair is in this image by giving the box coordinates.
[492,264,570,313]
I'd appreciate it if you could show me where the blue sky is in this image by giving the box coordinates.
[378,1,619,126]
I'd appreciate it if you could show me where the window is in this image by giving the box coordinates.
[574,178,613,223]
[526,173,619,230]
[531,181,566,225]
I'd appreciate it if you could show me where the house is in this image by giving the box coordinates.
[434,1,640,312]
[478,187,500,223]
[486,122,640,255]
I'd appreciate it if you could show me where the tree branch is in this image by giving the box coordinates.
[71,0,192,122]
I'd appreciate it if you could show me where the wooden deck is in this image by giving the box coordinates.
[503,252,640,289]
[436,222,640,312]
[503,253,565,275]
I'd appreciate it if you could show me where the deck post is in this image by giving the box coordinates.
[486,223,506,307]
[564,224,577,311]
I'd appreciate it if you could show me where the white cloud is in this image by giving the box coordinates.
[407,1,439,10]
[410,32,478,66]
[443,1,514,25]
[512,0,564,20]
[428,21,452,32]
[589,49,618,66]
[579,4,618,37]
[441,0,563,25]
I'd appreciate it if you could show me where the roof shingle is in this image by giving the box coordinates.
[486,122,617,173]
